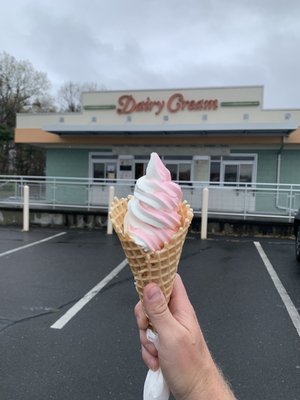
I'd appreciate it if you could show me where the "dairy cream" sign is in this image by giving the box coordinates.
[117,93,218,115]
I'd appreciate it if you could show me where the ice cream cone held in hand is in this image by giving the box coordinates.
[110,152,193,310]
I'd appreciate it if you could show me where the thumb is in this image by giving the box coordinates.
[143,283,176,335]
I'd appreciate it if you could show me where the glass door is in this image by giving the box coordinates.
[219,161,255,212]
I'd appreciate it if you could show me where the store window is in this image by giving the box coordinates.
[239,164,252,183]
[90,154,118,181]
[135,162,147,179]
[210,161,221,183]
[223,162,254,185]
[93,162,117,181]
[165,162,191,182]
[93,162,105,179]
[224,164,238,183]
[135,156,191,182]
[209,155,256,185]
[166,164,177,180]
[179,164,191,181]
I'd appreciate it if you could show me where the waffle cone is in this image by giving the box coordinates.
[110,196,193,305]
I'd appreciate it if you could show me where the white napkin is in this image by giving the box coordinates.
[143,329,170,400]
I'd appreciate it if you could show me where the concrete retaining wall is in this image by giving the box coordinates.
[0,209,107,229]
[0,208,295,237]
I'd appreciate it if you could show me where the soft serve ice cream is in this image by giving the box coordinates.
[110,153,193,400]
[124,152,182,251]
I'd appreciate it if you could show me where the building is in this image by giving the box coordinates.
[15,85,300,214]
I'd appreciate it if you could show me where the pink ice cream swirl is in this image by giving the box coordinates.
[124,152,182,251]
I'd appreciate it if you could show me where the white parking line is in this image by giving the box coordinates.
[50,258,128,330]
[254,241,300,338]
[0,232,67,257]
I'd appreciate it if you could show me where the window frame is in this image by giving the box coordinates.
[89,152,118,182]
[209,153,257,186]
[163,160,192,182]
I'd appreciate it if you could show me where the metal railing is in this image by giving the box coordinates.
[0,175,299,222]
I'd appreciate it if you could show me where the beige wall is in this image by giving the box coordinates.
[15,86,300,145]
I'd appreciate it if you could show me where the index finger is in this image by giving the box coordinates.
[168,274,195,316]
[134,300,149,330]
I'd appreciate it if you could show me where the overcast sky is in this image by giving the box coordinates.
[1,0,300,108]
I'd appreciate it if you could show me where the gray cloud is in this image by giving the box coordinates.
[1,0,300,108]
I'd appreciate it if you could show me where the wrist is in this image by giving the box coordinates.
[180,359,236,400]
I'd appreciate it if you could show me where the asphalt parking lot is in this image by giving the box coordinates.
[0,226,300,400]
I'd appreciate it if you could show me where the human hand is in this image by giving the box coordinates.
[134,274,236,400]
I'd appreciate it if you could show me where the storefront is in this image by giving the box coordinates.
[15,86,300,213]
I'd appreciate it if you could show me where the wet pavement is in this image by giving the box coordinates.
[0,226,299,400]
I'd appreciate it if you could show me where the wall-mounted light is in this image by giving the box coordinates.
[285,113,291,120]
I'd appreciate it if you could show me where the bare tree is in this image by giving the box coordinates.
[57,81,105,112]
[0,51,52,174]
[0,51,51,126]
[30,95,57,113]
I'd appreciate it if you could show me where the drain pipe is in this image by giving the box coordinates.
[276,147,282,187]
[276,137,286,211]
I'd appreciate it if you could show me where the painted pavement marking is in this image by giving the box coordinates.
[0,232,67,258]
[254,241,300,338]
[50,258,128,330]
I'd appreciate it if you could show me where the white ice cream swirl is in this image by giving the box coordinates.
[124,153,182,251]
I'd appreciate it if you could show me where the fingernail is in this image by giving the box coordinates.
[146,284,162,302]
